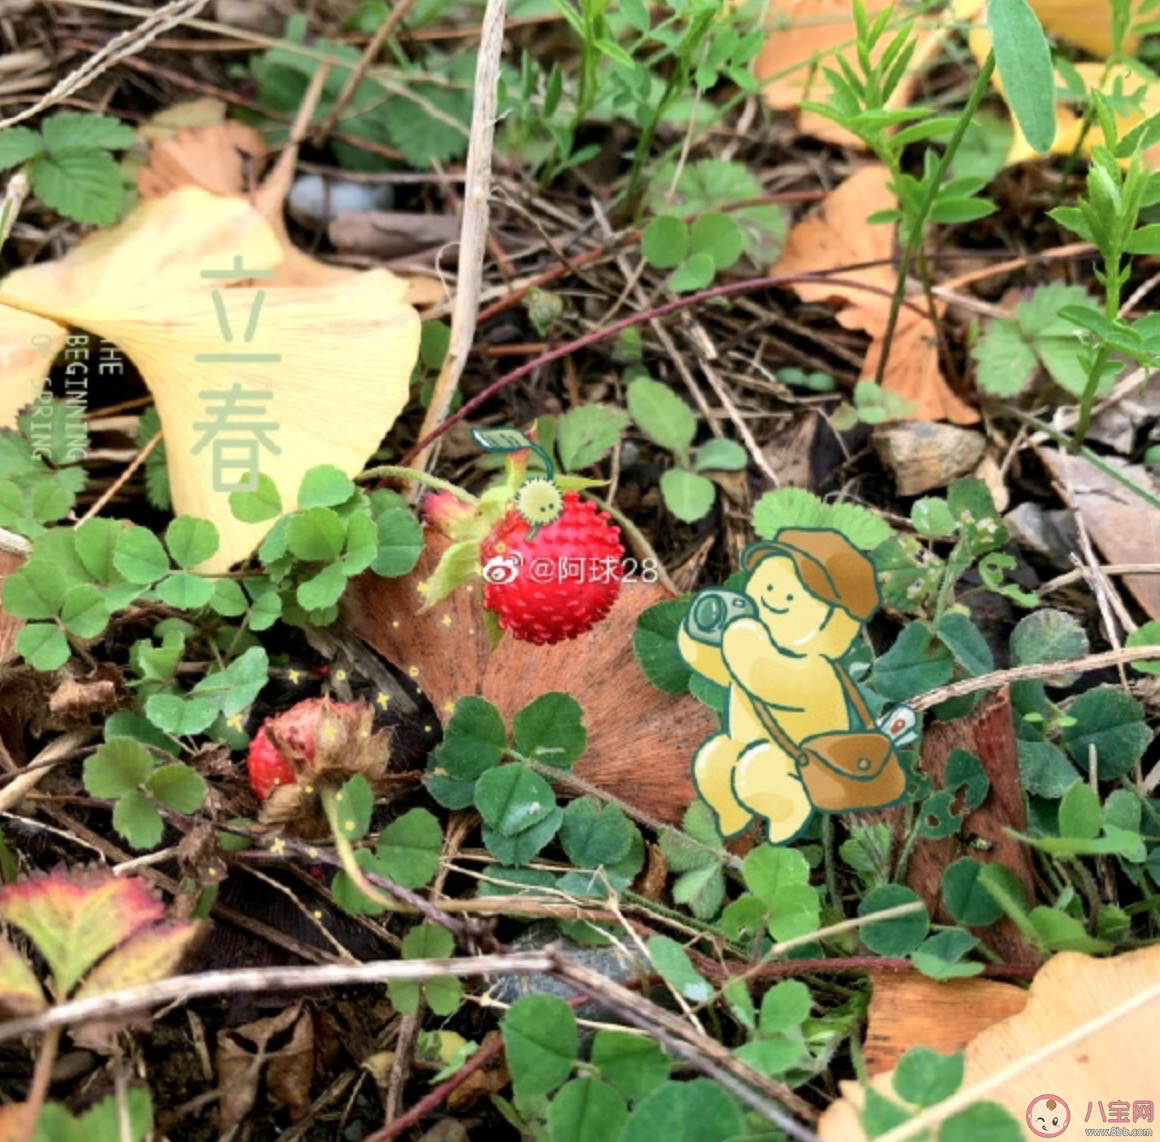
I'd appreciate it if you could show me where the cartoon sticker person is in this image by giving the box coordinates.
[678,528,907,845]
[1026,1094,1070,1137]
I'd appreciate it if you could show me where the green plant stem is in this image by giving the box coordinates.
[358,465,478,505]
[875,50,996,388]
[1005,408,1160,511]
[892,809,921,884]
[320,786,406,913]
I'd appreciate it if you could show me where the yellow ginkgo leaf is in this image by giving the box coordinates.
[0,187,420,573]
[0,308,66,428]
[1027,0,1143,58]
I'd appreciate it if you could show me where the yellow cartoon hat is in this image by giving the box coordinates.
[741,529,880,621]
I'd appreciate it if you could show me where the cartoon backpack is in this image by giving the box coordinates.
[686,531,918,813]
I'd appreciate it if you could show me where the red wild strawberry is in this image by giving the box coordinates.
[246,697,355,800]
[480,491,624,645]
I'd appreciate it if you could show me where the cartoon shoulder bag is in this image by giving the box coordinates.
[686,589,913,813]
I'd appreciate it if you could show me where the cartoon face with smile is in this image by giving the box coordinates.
[1026,1094,1070,1137]
[748,556,837,652]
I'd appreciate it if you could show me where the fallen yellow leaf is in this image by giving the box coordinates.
[0,188,420,572]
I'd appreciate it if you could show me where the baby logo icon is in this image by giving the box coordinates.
[1027,1094,1070,1136]
[678,528,916,845]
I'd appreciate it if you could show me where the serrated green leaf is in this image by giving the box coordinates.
[560,798,635,867]
[693,438,747,471]
[42,112,137,152]
[0,126,44,169]
[430,696,507,781]
[113,789,164,850]
[32,149,124,226]
[557,405,630,472]
[660,468,716,522]
[146,764,206,813]
[627,376,697,455]
[619,1080,742,1142]
[84,739,153,799]
[1061,685,1151,779]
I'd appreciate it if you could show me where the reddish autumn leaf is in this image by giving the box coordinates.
[74,920,204,1002]
[0,869,164,997]
[0,934,46,1017]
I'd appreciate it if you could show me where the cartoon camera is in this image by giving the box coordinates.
[683,588,758,646]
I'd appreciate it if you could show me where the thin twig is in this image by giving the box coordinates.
[0,0,211,130]
[0,954,557,1043]
[409,0,507,480]
[911,645,1160,711]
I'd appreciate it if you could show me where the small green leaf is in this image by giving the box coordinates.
[286,507,345,561]
[1060,685,1151,780]
[626,375,697,455]
[296,561,349,610]
[758,979,811,1034]
[1010,608,1089,683]
[209,578,248,617]
[892,1046,963,1107]
[2,561,67,618]
[693,438,747,472]
[16,624,70,671]
[297,465,356,509]
[372,508,424,577]
[858,885,929,955]
[660,468,716,522]
[633,600,692,694]
[935,612,993,675]
[146,764,207,814]
[145,694,219,736]
[1127,621,1160,674]
[84,739,153,799]
[1058,781,1102,840]
[0,126,44,169]
[619,1080,742,1142]
[987,0,1055,153]
[387,923,461,1016]
[557,405,630,471]
[113,789,164,850]
[591,1030,669,1099]
[689,212,743,270]
[871,623,954,702]
[641,215,689,269]
[646,935,712,1001]
[482,807,562,865]
[229,472,281,522]
[667,251,716,292]
[32,149,124,226]
[502,994,578,1097]
[59,582,110,638]
[547,1078,627,1142]
[42,111,137,151]
[941,859,1022,926]
[513,692,586,768]
[165,516,219,569]
[910,929,982,980]
[114,526,170,585]
[430,696,507,781]
[941,1101,1024,1141]
[377,807,443,889]
[156,573,215,610]
[474,764,556,836]
[560,798,636,867]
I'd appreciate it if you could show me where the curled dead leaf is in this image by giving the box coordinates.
[771,165,978,425]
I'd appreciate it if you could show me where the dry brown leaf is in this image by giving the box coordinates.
[771,165,978,424]
[341,529,714,825]
[1041,449,1160,620]
[217,1002,315,1129]
[819,943,1160,1140]
[754,0,951,148]
[862,970,1030,1075]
